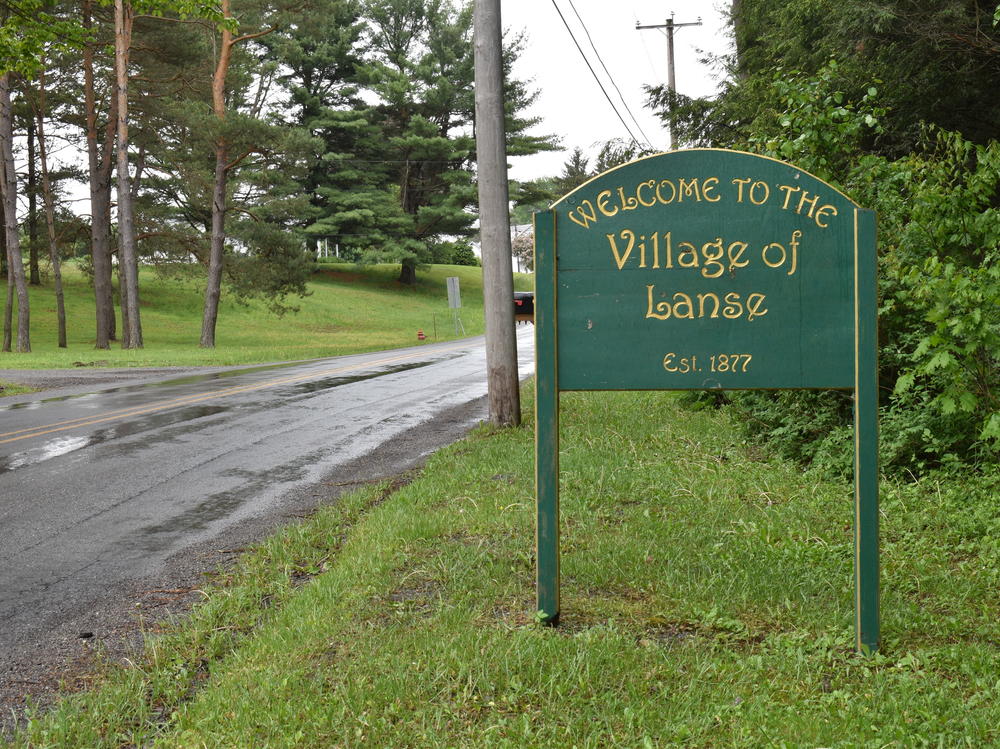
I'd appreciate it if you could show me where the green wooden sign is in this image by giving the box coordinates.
[534,149,880,652]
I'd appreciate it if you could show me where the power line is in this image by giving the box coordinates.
[549,0,643,148]
[566,0,654,149]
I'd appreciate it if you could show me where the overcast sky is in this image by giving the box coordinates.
[502,1,734,182]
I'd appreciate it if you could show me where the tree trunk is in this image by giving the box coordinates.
[200,0,235,349]
[114,0,142,348]
[33,65,67,347]
[3,261,12,353]
[26,124,40,285]
[0,72,30,352]
[398,257,417,285]
[2,198,10,353]
[200,142,227,348]
[118,264,129,343]
[84,0,116,349]
[103,108,118,344]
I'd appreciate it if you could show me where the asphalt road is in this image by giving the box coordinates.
[0,329,534,724]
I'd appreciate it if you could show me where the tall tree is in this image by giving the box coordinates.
[363,0,476,283]
[83,0,117,348]
[554,146,589,194]
[199,0,307,348]
[110,0,226,350]
[0,0,78,353]
[123,0,313,345]
[268,0,386,256]
[0,74,29,352]
[25,117,40,284]
[114,0,142,348]
[2,197,10,353]
[660,0,1000,156]
[360,0,556,283]
[30,60,67,347]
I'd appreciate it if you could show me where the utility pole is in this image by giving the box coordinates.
[636,13,702,150]
[474,0,521,427]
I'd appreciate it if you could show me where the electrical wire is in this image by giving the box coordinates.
[636,16,661,84]
[548,0,643,148]
[567,0,654,149]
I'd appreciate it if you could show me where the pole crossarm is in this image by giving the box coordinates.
[635,18,703,31]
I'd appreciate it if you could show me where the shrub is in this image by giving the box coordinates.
[726,65,1000,476]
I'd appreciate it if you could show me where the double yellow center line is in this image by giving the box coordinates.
[1,342,471,447]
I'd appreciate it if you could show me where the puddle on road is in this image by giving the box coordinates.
[0,351,463,413]
[282,359,444,395]
[0,405,229,475]
[126,452,319,553]
[0,352,465,476]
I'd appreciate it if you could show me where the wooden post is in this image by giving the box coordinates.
[474,0,520,427]
[854,208,880,653]
[534,210,559,623]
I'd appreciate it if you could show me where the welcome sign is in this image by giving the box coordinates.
[533,150,880,652]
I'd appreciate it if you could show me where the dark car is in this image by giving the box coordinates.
[514,291,534,323]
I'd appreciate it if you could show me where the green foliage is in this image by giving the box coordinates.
[873,132,1000,460]
[0,1,88,76]
[445,241,478,266]
[510,177,557,223]
[592,137,655,174]
[127,0,229,28]
[745,61,884,183]
[726,0,1000,155]
[553,146,590,195]
[704,61,1000,475]
[274,0,554,285]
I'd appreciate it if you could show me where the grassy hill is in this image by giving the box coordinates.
[0,262,534,370]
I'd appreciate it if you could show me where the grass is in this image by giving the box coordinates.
[0,262,534,370]
[11,388,1000,747]
[0,381,35,397]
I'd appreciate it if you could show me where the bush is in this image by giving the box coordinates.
[726,66,1000,476]
[448,243,479,266]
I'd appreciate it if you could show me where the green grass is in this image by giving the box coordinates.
[12,389,1000,747]
[0,381,35,397]
[0,262,534,369]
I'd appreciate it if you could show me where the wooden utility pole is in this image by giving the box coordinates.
[636,13,702,150]
[474,0,521,427]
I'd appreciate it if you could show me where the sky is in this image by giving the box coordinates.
[501,1,734,182]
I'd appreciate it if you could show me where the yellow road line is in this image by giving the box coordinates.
[0,342,472,447]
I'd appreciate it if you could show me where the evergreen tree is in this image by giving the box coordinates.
[554,146,590,194]
[654,0,1000,157]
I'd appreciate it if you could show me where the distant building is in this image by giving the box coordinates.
[472,224,533,273]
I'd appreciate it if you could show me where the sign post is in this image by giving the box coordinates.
[446,276,465,336]
[534,149,879,652]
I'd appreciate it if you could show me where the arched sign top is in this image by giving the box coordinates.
[550,148,860,212]
[537,148,875,391]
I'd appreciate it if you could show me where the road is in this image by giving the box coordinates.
[0,330,534,717]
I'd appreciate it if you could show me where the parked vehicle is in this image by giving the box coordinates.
[514,291,534,323]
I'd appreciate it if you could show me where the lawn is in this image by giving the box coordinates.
[0,262,534,369]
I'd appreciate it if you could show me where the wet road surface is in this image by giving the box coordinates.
[0,331,534,687]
